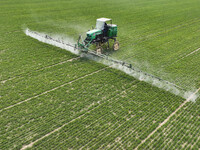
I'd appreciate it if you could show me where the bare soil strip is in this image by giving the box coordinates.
[0,57,80,84]
[0,67,107,112]
[21,81,137,150]
[134,87,200,150]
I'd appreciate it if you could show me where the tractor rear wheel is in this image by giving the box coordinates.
[96,46,103,54]
[113,41,119,51]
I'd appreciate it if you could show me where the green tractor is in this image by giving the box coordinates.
[77,18,119,54]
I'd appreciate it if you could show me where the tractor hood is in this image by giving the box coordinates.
[86,29,101,35]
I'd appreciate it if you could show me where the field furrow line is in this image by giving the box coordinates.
[185,48,200,57]
[110,109,162,149]
[51,81,138,149]
[122,17,200,51]
[190,130,200,149]
[20,81,138,150]
[174,48,200,64]
[0,56,80,83]
[108,96,167,149]
[35,57,80,71]
[122,27,200,72]
[0,66,108,112]
[1,77,16,84]
[146,18,200,39]
[163,121,198,150]
[135,87,200,150]
[149,108,192,149]
[80,120,122,150]
[174,123,199,149]
[90,114,134,149]
[80,86,139,149]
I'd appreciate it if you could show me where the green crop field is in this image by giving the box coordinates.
[0,0,200,149]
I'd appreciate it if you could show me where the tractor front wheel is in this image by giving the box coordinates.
[113,41,119,51]
[96,46,103,54]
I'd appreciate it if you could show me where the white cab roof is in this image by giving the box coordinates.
[97,18,111,22]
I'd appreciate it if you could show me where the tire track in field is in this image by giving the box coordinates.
[0,66,108,112]
[41,80,138,149]
[134,87,200,150]
[5,80,137,149]
[20,80,139,150]
[89,93,167,149]
[108,98,168,149]
[142,106,188,149]
[64,83,139,149]
[0,57,80,84]
[146,102,199,150]
[174,48,200,64]
[160,46,200,69]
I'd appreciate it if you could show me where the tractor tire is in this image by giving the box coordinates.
[113,41,119,51]
[96,46,103,54]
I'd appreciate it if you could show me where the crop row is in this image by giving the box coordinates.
[138,98,200,150]
[0,67,139,150]
[29,82,183,149]
[2,0,200,90]
[117,17,200,60]
[115,19,200,90]
[1,58,105,109]
[167,53,200,90]
[0,31,77,81]
[1,0,200,150]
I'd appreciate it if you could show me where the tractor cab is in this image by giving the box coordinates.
[96,18,112,30]
[77,18,119,54]
[96,18,117,37]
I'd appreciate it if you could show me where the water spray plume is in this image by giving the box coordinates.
[25,28,79,55]
[25,28,199,102]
